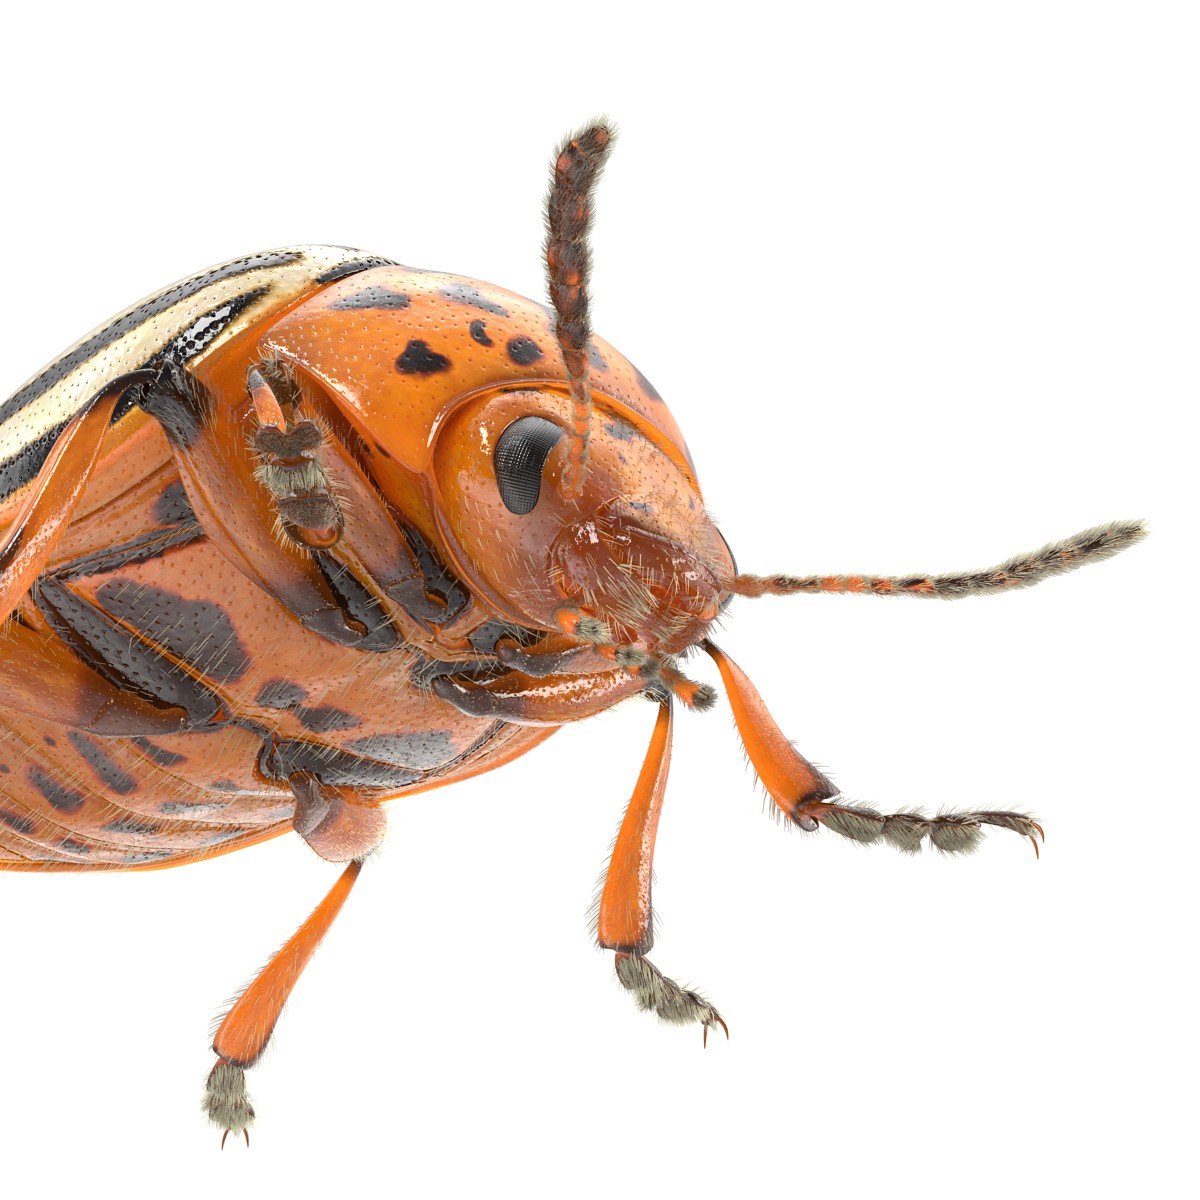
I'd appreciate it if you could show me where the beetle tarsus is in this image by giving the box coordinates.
[614,952,726,1042]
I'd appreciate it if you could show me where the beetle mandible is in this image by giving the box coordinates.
[0,121,1145,1144]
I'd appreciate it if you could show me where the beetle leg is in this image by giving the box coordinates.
[705,641,1045,855]
[0,617,188,735]
[134,363,371,648]
[0,371,151,624]
[289,772,387,861]
[205,859,363,1143]
[596,703,728,1043]
[431,665,645,724]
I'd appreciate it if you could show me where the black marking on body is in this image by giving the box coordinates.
[0,251,302,428]
[27,765,87,811]
[398,526,471,623]
[262,740,423,789]
[154,288,269,374]
[312,556,399,652]
[122,850,175,864]
[0,810,36,834]
[197,828,249,846]
[152,480,196,525]
[95,580,252,683]
[60,839,92,856]
[295,706,360,734]
[0,763,9,774]
[603,419,638,441]
[467,619,538,656]
[209,780,240,792]
[315,256,398,285]
[57,521,203,581]
[396,339,451,374]
[633,366,662,401]
[469,319,494,346]
[345,731,458,770]
[135,364,207,447]
[102,816,161,837]
[130,737,188,768]
[506,336,543,366]
[257,680,307,709]
[43,735,57,747]
[589,343,608,372]
[66,731,138,795]
[0,425,65,506]
[329,286,411,311]
[159,800,226,815]
[34,580,221,725]
[439,283,510,317]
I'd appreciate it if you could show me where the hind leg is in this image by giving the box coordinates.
[204,860,363,1146]
[596,702,727,1044]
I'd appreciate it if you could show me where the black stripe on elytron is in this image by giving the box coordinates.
[315,255,398,285]
[0,251,303,429]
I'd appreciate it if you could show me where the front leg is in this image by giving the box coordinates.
[597,702,727,1044]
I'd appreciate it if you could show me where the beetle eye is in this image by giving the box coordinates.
[494,416,564,514]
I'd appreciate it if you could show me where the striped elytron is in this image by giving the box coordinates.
[0,122,1145,1145]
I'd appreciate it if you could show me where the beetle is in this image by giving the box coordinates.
[0,121,1145,1145]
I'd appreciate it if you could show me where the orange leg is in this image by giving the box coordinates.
[704,640,1044,855]
[204,860,363,1145]
[0,371,149,624]
[596,703,727,1044]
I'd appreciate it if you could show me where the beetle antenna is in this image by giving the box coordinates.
[544,119,617,498]
[728,519,1147,600]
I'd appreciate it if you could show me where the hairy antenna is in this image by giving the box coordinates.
[544,119,616,497]
[729,520,1147,599]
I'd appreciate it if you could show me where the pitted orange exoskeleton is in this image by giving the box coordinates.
[0,120,1145,1145]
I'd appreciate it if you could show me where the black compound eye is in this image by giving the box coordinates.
[494,416,564,515]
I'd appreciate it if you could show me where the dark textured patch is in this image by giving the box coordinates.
[506,336,543,366]
[0,809,36,834]
[27,765,86,812]
[395,340,451,375]
[59,839,92,856]
[43,735,57,748]
[439,282,510,317]
[102,816,160,837]
[130,738,188,768]
[633,366,662,401]
[35,579,222,724]
[295,706,360,734]
[346,731,459,770]
[66,732,138,795]
[329,286,411,311]
[314,255,398,285]
[0,763,9,774]
[395,525,471,624]
[197,827,248,846]
[469,319,493,346]
[159,800,226,815]
[152,480,196,525]
[628,501,654,515]
[121,850,175,864]
[256,680,307,710]
[57,522,204,582]
[159,288,269,365]
[261,740,422,789]
[209,780,240,792]
[312,556,398,652]
[95,580,252,683]
[373,441,394,460]
[467,619,538,655]
[588,343,608,371]
[603,419,638,442]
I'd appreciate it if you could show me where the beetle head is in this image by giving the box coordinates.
[430,385,734,656]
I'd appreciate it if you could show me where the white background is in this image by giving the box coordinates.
[0,3,1194,1197]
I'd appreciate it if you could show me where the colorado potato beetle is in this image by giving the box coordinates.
[0,121,1145,1145]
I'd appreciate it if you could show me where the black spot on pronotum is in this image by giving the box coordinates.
[634,366,662,401]
[396,340,451,374]
[329,286,412,311]
[439,282,510,317]
[469,319,493,346]
[27,766,86,811]
[256,680,307,710]
[506,337,543,366]
[493,416,564,515]
[66,731,138,795]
